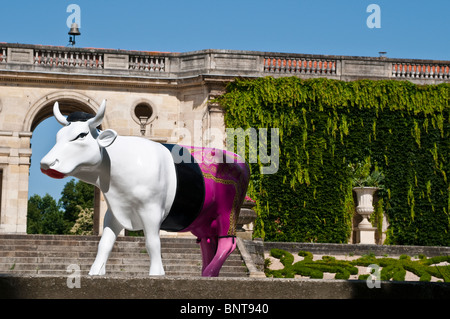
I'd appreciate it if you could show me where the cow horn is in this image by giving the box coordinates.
[53,102,69,126]
[88,99,106,129]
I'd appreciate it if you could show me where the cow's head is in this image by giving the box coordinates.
[40,100,117,179]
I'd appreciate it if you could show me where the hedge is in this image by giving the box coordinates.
[265,249,450,282]
[219,77,450,245]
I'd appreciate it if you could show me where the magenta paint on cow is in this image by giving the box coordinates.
[40,100,250,277]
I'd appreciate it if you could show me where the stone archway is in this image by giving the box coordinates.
[25,91,106,235]
[24,91,109,132]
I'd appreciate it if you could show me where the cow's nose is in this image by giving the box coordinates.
[40,159,59,170]
[40,162,49,170]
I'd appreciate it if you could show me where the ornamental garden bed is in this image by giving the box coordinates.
[264,249,450,282]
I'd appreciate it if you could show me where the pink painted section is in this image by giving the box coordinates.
[178,146,250,276]
[181,146,250,239]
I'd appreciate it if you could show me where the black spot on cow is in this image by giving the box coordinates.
[67,112,95,123]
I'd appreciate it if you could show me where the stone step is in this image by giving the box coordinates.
[0,238,201,249]
[0,234,249,277]
[0,250,243,261]
[0,256,244,267]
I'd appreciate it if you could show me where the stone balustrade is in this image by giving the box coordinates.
[392,61,450,80]
[129,54,166,72]
[0,43,449,84]
[264,56,337,75]
[33,49,104,68]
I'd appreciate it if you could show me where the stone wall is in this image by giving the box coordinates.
[0,43,449,234]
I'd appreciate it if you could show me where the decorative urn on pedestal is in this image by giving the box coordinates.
[350,160,384,245]
[236,196,257,240]
[353,186,378,244]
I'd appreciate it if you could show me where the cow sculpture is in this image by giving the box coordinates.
[40,100,250,277]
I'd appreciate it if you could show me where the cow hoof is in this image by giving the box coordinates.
[89,263,106,276]
[149,267,165,276]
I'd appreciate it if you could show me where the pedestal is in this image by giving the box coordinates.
[356,227,376,245]
[236,201,257,240]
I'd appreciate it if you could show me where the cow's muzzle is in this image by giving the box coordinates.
[40,168,66,179]
[40,159,66,179]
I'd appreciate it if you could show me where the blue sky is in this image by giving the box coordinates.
[1,0,449,201]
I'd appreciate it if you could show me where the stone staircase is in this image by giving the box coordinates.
[0,234,249,277]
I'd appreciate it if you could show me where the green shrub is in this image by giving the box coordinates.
[266,249,450,282]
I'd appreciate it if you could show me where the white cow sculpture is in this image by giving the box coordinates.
[40,100,250,277]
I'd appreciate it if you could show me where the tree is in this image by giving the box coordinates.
[27,179,95,234]
[59,179,94,226]
[70,205,94,235]
[27,194,66,234]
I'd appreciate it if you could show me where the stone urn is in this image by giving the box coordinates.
[236,200,257,239]
[353,187,378,244]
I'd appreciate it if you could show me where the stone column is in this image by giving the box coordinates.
[0,132,32,233]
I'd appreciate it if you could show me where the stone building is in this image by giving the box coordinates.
[0,43,449,234]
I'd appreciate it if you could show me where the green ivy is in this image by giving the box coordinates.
[219,77,450,245]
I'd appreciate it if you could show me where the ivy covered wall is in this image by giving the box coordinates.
[219,77,450,246]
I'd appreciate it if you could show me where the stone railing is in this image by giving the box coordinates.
[263,56,337,75]
[129,54,166,72]
[392,61,450,80]
[0,43,449,84]
[33,48,104,69]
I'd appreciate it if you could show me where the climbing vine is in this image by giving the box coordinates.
[219,77,450,245]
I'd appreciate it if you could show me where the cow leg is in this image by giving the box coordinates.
[89,210,123,276]
[198,236,218,273]
[201,236,236,277]
[141,206,165,276]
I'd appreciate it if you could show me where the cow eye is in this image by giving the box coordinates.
[72,132,89,141]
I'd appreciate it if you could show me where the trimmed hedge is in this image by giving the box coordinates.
[265,249,450,282]
[219,77,450,245]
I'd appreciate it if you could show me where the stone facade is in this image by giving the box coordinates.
[0,43,449,234]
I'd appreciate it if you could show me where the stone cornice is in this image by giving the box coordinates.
[1,43,450,86]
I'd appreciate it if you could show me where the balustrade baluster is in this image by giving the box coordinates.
[2,48,6,63]
[142,57,147,71]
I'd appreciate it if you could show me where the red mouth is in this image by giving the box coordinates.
[41,168,66,179]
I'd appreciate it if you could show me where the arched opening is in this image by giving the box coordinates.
[27,98,102,235]
[30,98,98,131]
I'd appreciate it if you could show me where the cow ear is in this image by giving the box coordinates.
[97,129,117,148]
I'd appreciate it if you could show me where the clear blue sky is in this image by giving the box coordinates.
[1,0,448,201]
